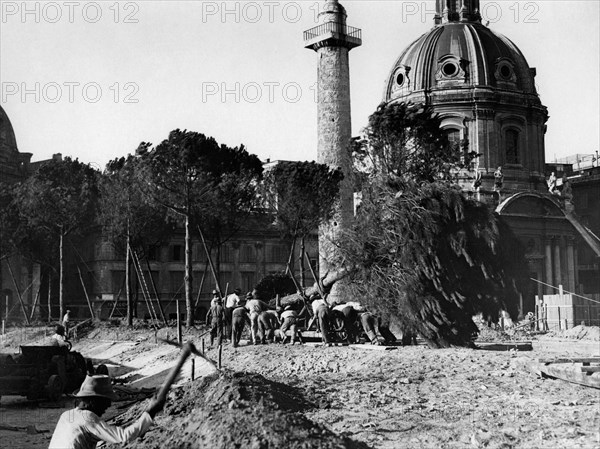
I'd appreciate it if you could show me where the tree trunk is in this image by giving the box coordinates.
[47,271,52,322]
[215,243,221,283]
[185,213,193,327]
[126,232,132,326]
[59,231,64,321]
[299,236,306,289]
[279,266,352,307]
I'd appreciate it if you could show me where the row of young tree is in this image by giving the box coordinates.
[1,103,528,346]
[0,129,344,327]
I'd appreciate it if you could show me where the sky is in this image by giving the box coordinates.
[0,0,599,169]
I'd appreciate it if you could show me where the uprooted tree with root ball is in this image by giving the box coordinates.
[339,102,528,347]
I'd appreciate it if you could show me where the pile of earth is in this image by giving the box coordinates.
[106,370,370,449]
[541,325,600,341]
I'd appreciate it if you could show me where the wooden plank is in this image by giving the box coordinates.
[304,342,347,347]
[538,357,600,364]
[349,344,397,351]
[540,363,600,389]
[476,341,533,351]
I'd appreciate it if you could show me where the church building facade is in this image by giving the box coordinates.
[381,0,600,314]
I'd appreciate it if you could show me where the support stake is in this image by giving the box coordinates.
[176,300,182,345]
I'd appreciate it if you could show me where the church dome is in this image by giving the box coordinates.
[0,105,18,152]
[384,21,538,103]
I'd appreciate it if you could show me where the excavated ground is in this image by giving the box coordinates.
[1,323,599,449]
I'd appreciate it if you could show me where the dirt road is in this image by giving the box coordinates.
[1,325,599,448]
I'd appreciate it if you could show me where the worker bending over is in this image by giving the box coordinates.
[231,299,251,348]
[311,293,332,346]
[245,292,269,345]
[279,305,303,345]
[258,309,280,344]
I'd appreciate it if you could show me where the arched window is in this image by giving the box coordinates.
[505,129,519,164]
[445,128,465,162]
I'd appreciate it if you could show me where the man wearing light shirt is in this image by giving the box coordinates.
[49,375,164,449]
[225,288,242,337]
[310,294,331,346]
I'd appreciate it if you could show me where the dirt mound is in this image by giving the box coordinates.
[107,370,370,449]
[542,325,600,341]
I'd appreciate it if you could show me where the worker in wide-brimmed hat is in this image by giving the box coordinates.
[49,375,164,449]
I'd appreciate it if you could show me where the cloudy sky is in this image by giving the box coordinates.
[1,0,598,168]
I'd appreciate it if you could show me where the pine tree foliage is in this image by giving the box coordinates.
[100,154,173,257]
[137,129,263,326]
[14,157,99,319]
[263,161,343,240]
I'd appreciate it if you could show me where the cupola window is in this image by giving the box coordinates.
[396,73,405,87]
[495,58,517,86]
[499,65,512,79]
[436,55,469,86]
[505,129,520,164]
[442,62,459,77]
[390,66,411,98]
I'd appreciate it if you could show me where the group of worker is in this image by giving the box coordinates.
[205,288,397,348]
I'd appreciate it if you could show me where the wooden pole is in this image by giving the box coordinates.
[77,265,96,320]
[191,358,195,381]
[201,338,205,354]
[287,237,296,276]
[176,300,182,345]
[47,275,52,322]
[305,252,325,297]
[109,283,124,320]
[145,257,167,326]
[194,260,209,309]
[6,259,30,324]
[218,344,222,369]
[29,286,41,321]
[197,226,222,296]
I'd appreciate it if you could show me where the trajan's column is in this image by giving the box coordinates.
[304,0,361,303]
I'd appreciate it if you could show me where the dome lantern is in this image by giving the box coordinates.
[435,0,481,25]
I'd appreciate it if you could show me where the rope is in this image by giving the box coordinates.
[530,278,600,305]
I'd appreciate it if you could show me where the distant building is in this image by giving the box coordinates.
[0,105,39,323]
[546,159,600,294]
